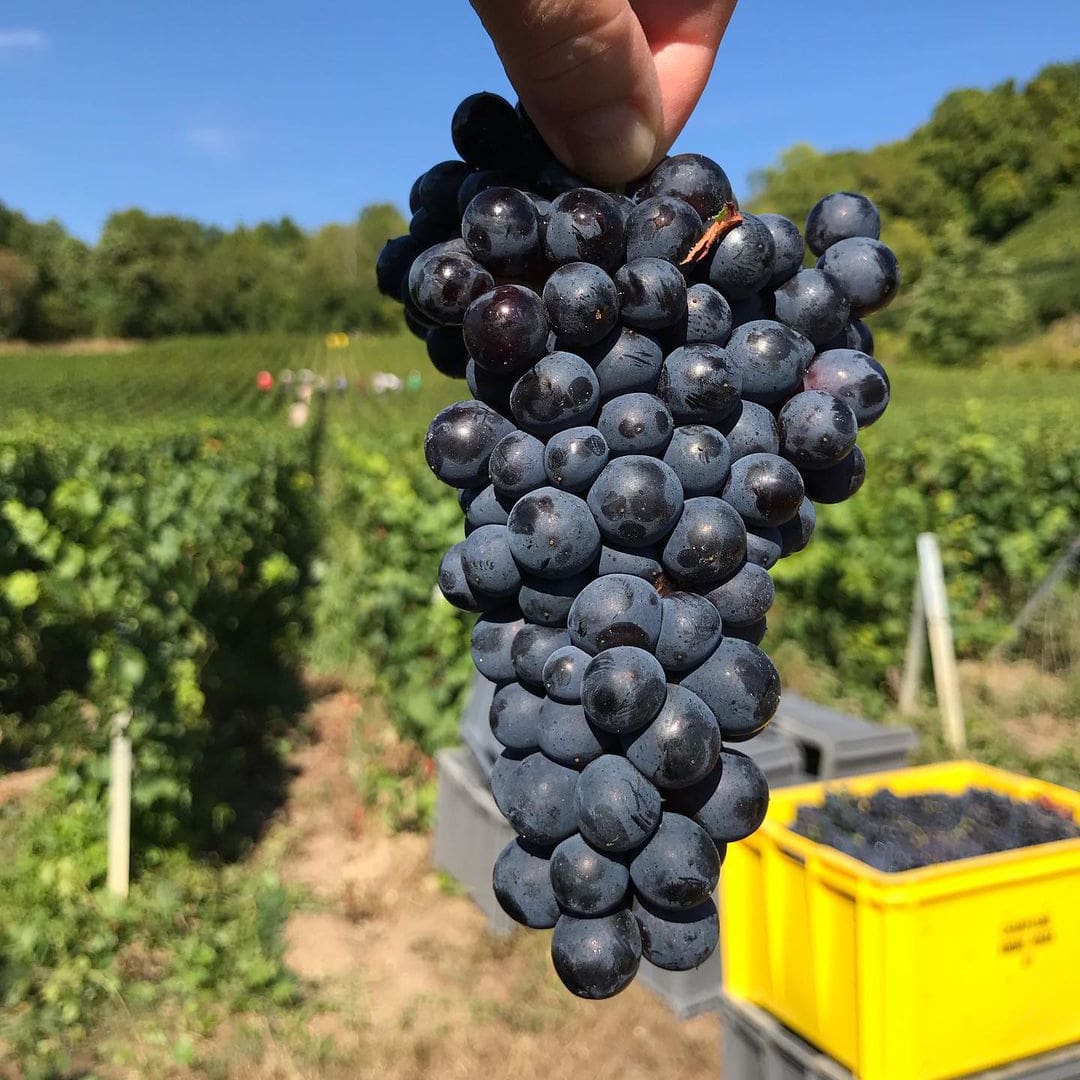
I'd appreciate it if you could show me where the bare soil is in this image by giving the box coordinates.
[95,689,722,1079]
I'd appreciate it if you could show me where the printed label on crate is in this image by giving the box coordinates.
[999,913,1054,965]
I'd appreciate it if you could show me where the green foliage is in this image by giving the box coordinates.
[312,423,474,754]
[0,201,406,342]
[0,422,320,852]
[0,784,296,1076]
[772,409,1080,700]
[906,227,1033,364]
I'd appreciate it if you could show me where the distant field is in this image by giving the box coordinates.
[1,332,1077,444]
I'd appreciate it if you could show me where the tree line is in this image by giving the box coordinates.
[750,61,1079,365]
[0,202,406,341]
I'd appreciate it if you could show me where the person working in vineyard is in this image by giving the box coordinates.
[469,0,738,184]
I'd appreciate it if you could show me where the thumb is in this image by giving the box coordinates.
[469,0,663,185]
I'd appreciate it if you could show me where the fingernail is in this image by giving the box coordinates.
[560,103,658,185]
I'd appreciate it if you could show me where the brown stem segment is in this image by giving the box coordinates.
[680,201,744,266]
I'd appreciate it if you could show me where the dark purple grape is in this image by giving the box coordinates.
[418,160,472,224]
[598,544,664,586]
[729,291,774,328]
[581,646,667,734]
[852,319,874,355]
[719,400,780,460]
[778,390,858,470]
[586,456,683,547]
[708,213,776,300]
[597,393,673,456]
[616,257,687,330]
[725,618,767,645]
[409,208,454,246]
[817,237,900,317]
[772,268,850,347]
[401,276,437,331]
[704,560,775,626]
[778,497,816,555]
[462,522,522,599]
[758,213,806,287]
[543,262,619,347]
[470,608,524,684]
[656,592,723,674]
[426,326,469,378]
[452,92,523,170]
[551,909,641,1000]
[408,174,423,214]
[634,154,733,219]
[491,748,528,820]
[542,645,591,703]
[489,430,546,499]
[805,191,881,256]
[579,326,664,402]
[656,343,741,425]
[801,445,866,504]
[622,685,721,790]
[745,527,782,569]
[667,747,769,844]
[408,249,494,326]
[465,359,515,417]
[507,487,601,578]
[493,838,560,929]
[538,697,611,768]
[489,680,544,750]
[550,835,630,916]
[721,452,805,527]
[456,169,515,217]
[804,348,890,427]
[822,321,863,352]
[625,196,703,264]
[517,572,591,627]
[575,755,661,851]
[461,483,512,528]
[461,186,541,276]
[510,351,600,438]
[662,425,730,496]
[660,496,746,588]
[463,285,550,375]
[680,638,781,741]
[424,399,514,487]
[511,624,571,688]
[376,234,423,299]
[544,426,609,492]
[567,573,662,654]
[630,812,721,912]
[662,283,733,350]
[633,896,719,972]
[438,541,491,612]
[545,188,626,271]
[502,751,579,845]
[725,320,814,404]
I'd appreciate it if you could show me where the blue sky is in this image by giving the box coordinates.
[2,1,1077,241]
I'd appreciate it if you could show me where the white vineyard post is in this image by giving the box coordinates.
[898,578,926,716]
[914,533,967,755]
[107,709,133,899]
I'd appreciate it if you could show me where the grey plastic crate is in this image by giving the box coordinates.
[772,693,916,780]
[637,954,722,1020]
[459,673,499,777]
[433,746,516,935]
[721,994,1080,1080]
[739,725,805,787]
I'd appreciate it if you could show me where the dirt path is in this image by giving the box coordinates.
[271,689,722,1080]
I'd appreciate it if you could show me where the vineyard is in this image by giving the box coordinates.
[0,332,1077,1072]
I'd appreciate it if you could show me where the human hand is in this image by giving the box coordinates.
[468,0,737,185]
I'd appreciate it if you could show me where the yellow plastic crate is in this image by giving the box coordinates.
[721,761,1080,1080]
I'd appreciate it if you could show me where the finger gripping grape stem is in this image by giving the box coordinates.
[680,201,744,266]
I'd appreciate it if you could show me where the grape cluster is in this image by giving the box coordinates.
[377,92,900,999]
[793,789,1080,873]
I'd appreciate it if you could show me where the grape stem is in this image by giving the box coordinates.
[680,201,743,265]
